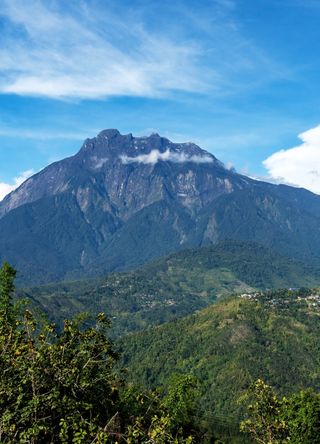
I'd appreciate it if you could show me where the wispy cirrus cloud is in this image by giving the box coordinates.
[0,0,209,100]
[263,125,320,194]
[0,169,34,202]
[0,0,288,101]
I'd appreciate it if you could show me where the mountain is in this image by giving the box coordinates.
[118,289,320,421]
[18,240,320,337]
[2,129,320,285]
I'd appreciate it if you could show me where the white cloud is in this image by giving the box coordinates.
[90,156,108,169]
[0,0,288,101]
[0,169,34,201]
[120,149,213,165]
[263,125,320,193]
[0,0,208,100]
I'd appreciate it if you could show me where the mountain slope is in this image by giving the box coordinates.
[118,289,320,420]
[18,241,320,337]
[2,129,320,285]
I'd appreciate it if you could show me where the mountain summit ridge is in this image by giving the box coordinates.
[0,129,220,218]
[1,129,320,285]
[78,128,218,162]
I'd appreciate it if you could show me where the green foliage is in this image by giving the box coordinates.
[0,310,119,441]
[241,381,320,444]
[163,375,200,435]
[240,379,287,443]
[282,390,320,443]
[18,241,320,338]
[0,261,16,324]
[0,264,195,443]
[4,260,320,443]
[119,289,320,426]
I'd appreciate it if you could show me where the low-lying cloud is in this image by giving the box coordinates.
[0,169,34,201]
[90,156,108,170]
[263,125,320,194]
[120,149,214,165]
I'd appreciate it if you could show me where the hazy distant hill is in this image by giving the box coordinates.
[2,129,320,285]
[19,240,320,336]
[118,289,320,420]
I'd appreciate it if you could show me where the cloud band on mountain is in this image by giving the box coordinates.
[120,149,214,165]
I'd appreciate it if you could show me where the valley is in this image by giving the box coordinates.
[18,240,320,337]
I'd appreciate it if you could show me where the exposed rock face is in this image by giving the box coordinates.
[1,129,320,285]
[0,129,228,219]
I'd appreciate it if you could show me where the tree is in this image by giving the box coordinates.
[0,310,121,442]
[240,379,287,443]
[241,380,320,444]
[163,374,200,435]
[0,261,16,325]
[0,263,194,443]
[282,389,320,443]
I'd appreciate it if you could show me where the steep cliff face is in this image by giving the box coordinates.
[1,129,320,285]
[0,129,237,220]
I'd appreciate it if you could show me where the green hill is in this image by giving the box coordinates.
[118,288,320,423]
[18,240,320,337]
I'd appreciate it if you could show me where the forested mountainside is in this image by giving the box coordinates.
[118,288,320,423]
[0,263,204,444]
[3,261,320,443]
[18,240,320,336]
[2,129,320,285]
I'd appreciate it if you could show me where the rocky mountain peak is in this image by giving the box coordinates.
[78,129,218,166]
[0,129,221,218]
[97,128,121,138]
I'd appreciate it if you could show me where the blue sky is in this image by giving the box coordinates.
[1,0,320,199]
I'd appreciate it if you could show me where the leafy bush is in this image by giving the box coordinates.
[241,379,320,443]
[0,262,195,443]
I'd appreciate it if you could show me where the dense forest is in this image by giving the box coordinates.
[0,263,200,443]
[17,241,320,337]
[118,288,320,436]
[2,263,320,442]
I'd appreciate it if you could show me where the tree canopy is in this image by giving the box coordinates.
[0,262,196,443]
